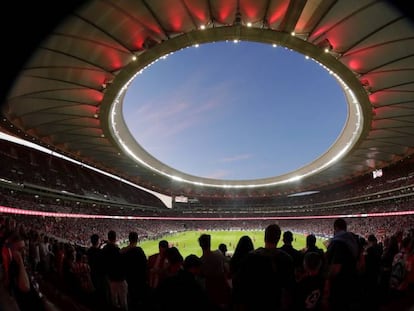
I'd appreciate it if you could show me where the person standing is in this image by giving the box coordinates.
[279,230,304,277]
[120,231,148,311]
[101,230,128,310]
[323,218,360,311]
[198,233,232,311]
[86,233,105,306]
[229,235,254,308]
[235,224,295,311]
[293,252,325,311]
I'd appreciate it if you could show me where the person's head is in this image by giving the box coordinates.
[166,246,183,264]
[218,243,227,255]
[198,234,211,251]
[8,231,26,256]
[234,235,254,256]
[264,224,281,247]
[184,254,202,275]
[90,234,99,247]
[306,234,317,248]
[108,230,116,242]
[157,240,169,257]
[367,234,377,244]
[166,246,183,274]
[303,252,322,275]
[333,218,347,234]
[158,239,169,254]
[129,231,139,244]
[283,231,294,245]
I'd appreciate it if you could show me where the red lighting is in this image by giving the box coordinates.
[215,1,235,24]
[347,59,363,72]
[183,1,209,23]
[1,205,413,221]
[267,1,289,25]
[241,1,262,20]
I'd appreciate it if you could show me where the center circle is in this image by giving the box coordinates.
[123,41,347,181]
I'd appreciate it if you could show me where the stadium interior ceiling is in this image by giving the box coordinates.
[1,0,414,204]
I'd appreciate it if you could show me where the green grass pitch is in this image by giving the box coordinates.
[136,230,327,259]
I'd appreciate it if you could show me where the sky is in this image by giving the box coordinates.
[123,41,347,181]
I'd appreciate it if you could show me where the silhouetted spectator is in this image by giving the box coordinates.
[279,230,303,277]
[101,230,127,310]
[229,235,254,308]
[6,232,47,311]
[147,239,169,290]
[86,233,105,304]
[378,234,399,300]
[235,224,295,311]
[230,235,254,278]
[323,218,360,311]
[304,234,325,259]
[120,231,148,311]
[199,233,232,311]
[155,251,212,311]
[293,251,324,311]
[361,234,382,310]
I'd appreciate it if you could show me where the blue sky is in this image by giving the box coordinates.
[123,41,347,181]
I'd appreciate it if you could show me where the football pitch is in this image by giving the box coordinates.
[137,230,327,258]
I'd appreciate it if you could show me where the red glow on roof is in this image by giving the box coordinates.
[241,1,261,20]
[216,2,235,23]
[309,25,332,42]
[105,52,123,72]
[369,93,379,104]
[168,17,184,32]
[130,29,148,50]
[134,8,164,37]
[86,89,104,103]
[346,59,364,72]
[184,1,209,22]
[295,18,307,33]
[267,1,289,25]
[79,105,100,117]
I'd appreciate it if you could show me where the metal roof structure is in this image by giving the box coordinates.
[2,0,414,199]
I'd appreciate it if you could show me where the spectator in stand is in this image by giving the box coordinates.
[5,232,51,311]
[198,233,232,311]
[361,234,382,310]
[71,251,95,301]
[229,235,254,308]
[229,235,254,278]
[120,231,148,311]
[101,230,127,311]
[389,236,413,293]
[218,243,228,257]
[61,244,77,297]
[155,249,213,311]
[279,230,304,277]
[28,230,41,274]
[292,251,325,311]
[323,218,360,311]
[86,233,105,305]
[235,224,295,311]
[303,234,325,258]
[147,239,169,291]
[378,234,399,300]
[38,235,51,275]
[218,243,231,279]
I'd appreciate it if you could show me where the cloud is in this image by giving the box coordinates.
[219,153,252,163]
[126,72,239,152]
[205,169,232,179]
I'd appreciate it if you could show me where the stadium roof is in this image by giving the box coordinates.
[1,0,414,199]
